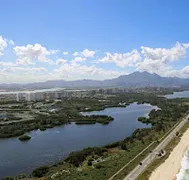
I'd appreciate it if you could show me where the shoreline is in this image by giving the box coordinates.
[149,128,189,180]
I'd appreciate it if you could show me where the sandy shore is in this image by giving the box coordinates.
[149,128,189,180]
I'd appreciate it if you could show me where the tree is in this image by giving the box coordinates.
[32,166,49,177]
[120,142,127,150]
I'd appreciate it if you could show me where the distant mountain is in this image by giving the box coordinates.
[0,71,189,90]
[105,71,189,87]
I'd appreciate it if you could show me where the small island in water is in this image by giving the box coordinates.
[19,135,31,141]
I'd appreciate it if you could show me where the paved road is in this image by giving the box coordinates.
[124,113,189,180]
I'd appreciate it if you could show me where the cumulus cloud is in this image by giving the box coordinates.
[99,50,141,68]
[14,43,53,65]
[56,59,67,65]
[63,52,68,55]
[183,43,189,48]
[73,52,79,56]
[1,67,47,76]
[81,49,95,57]
[71,49,95,63]
[50,49,59,54]
[71,57,86,63]
[0,67,51,83]
[136,58,172,75]
[0,61,17,67]
[136,42,189,77]
[9,40,15,46]
[72,49,96,58]
[160,66,189,78]
[0,36,8,55]
[55,63,125,80]
[141,42,188,63]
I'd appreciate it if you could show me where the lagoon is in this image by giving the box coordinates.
[164,91,189,99]
[0,102,157,178]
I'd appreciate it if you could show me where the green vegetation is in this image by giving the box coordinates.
[76,115,113,125]
[32,166,49,177]
[39,127,46,131]
[3,91,189,180]
[18,135,31,141]
[138,117,151,124]
[65,147,107,167]
[120,141,128,150]
[0,98,117,138]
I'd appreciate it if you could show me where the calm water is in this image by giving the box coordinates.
[164,91,189,99]
[0,102,157,178]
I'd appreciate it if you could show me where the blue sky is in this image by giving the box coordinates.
[0,0,189,83]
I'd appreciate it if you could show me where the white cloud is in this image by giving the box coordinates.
[14,43,53,65]
[1,67,47,77]
[0,61,17,67]
[72,49,95,58]
[9,40,15,46]
[50,49,59,54]
[1,36,189,83]
[136,58,171,75]
[136,42,189,77]
[141,42,188,64]
[63,51,68,55]
[99,50,141,68]
[71,57,86,63]
[183,43,189,48]
[56,59,67,65]
[0,36,8,55]
[2,67,47,74]
[0,67,50,83]
[160,66,189,78]
[55,63,125,80]
[81,49,95,57]
[73,52,79,56]
[0,63,124,83]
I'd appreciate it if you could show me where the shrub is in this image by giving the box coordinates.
[95,164,104,169]
[65,147,107,167]
[120,142,127,150]
[88,161,92,166]
[32,166,49,177]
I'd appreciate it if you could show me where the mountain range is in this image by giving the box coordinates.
[1,71,189,90]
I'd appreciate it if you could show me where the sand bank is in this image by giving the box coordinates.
[149,128,189,180]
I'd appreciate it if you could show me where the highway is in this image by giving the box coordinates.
[124,113,189,180]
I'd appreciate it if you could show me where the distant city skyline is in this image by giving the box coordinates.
[0,0,189,83]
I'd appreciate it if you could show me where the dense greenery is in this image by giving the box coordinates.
[76,115,113,125]
[32,166,49,177]
[65,147,107,167]
[0,98,118,138]
[138,117,151,124]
